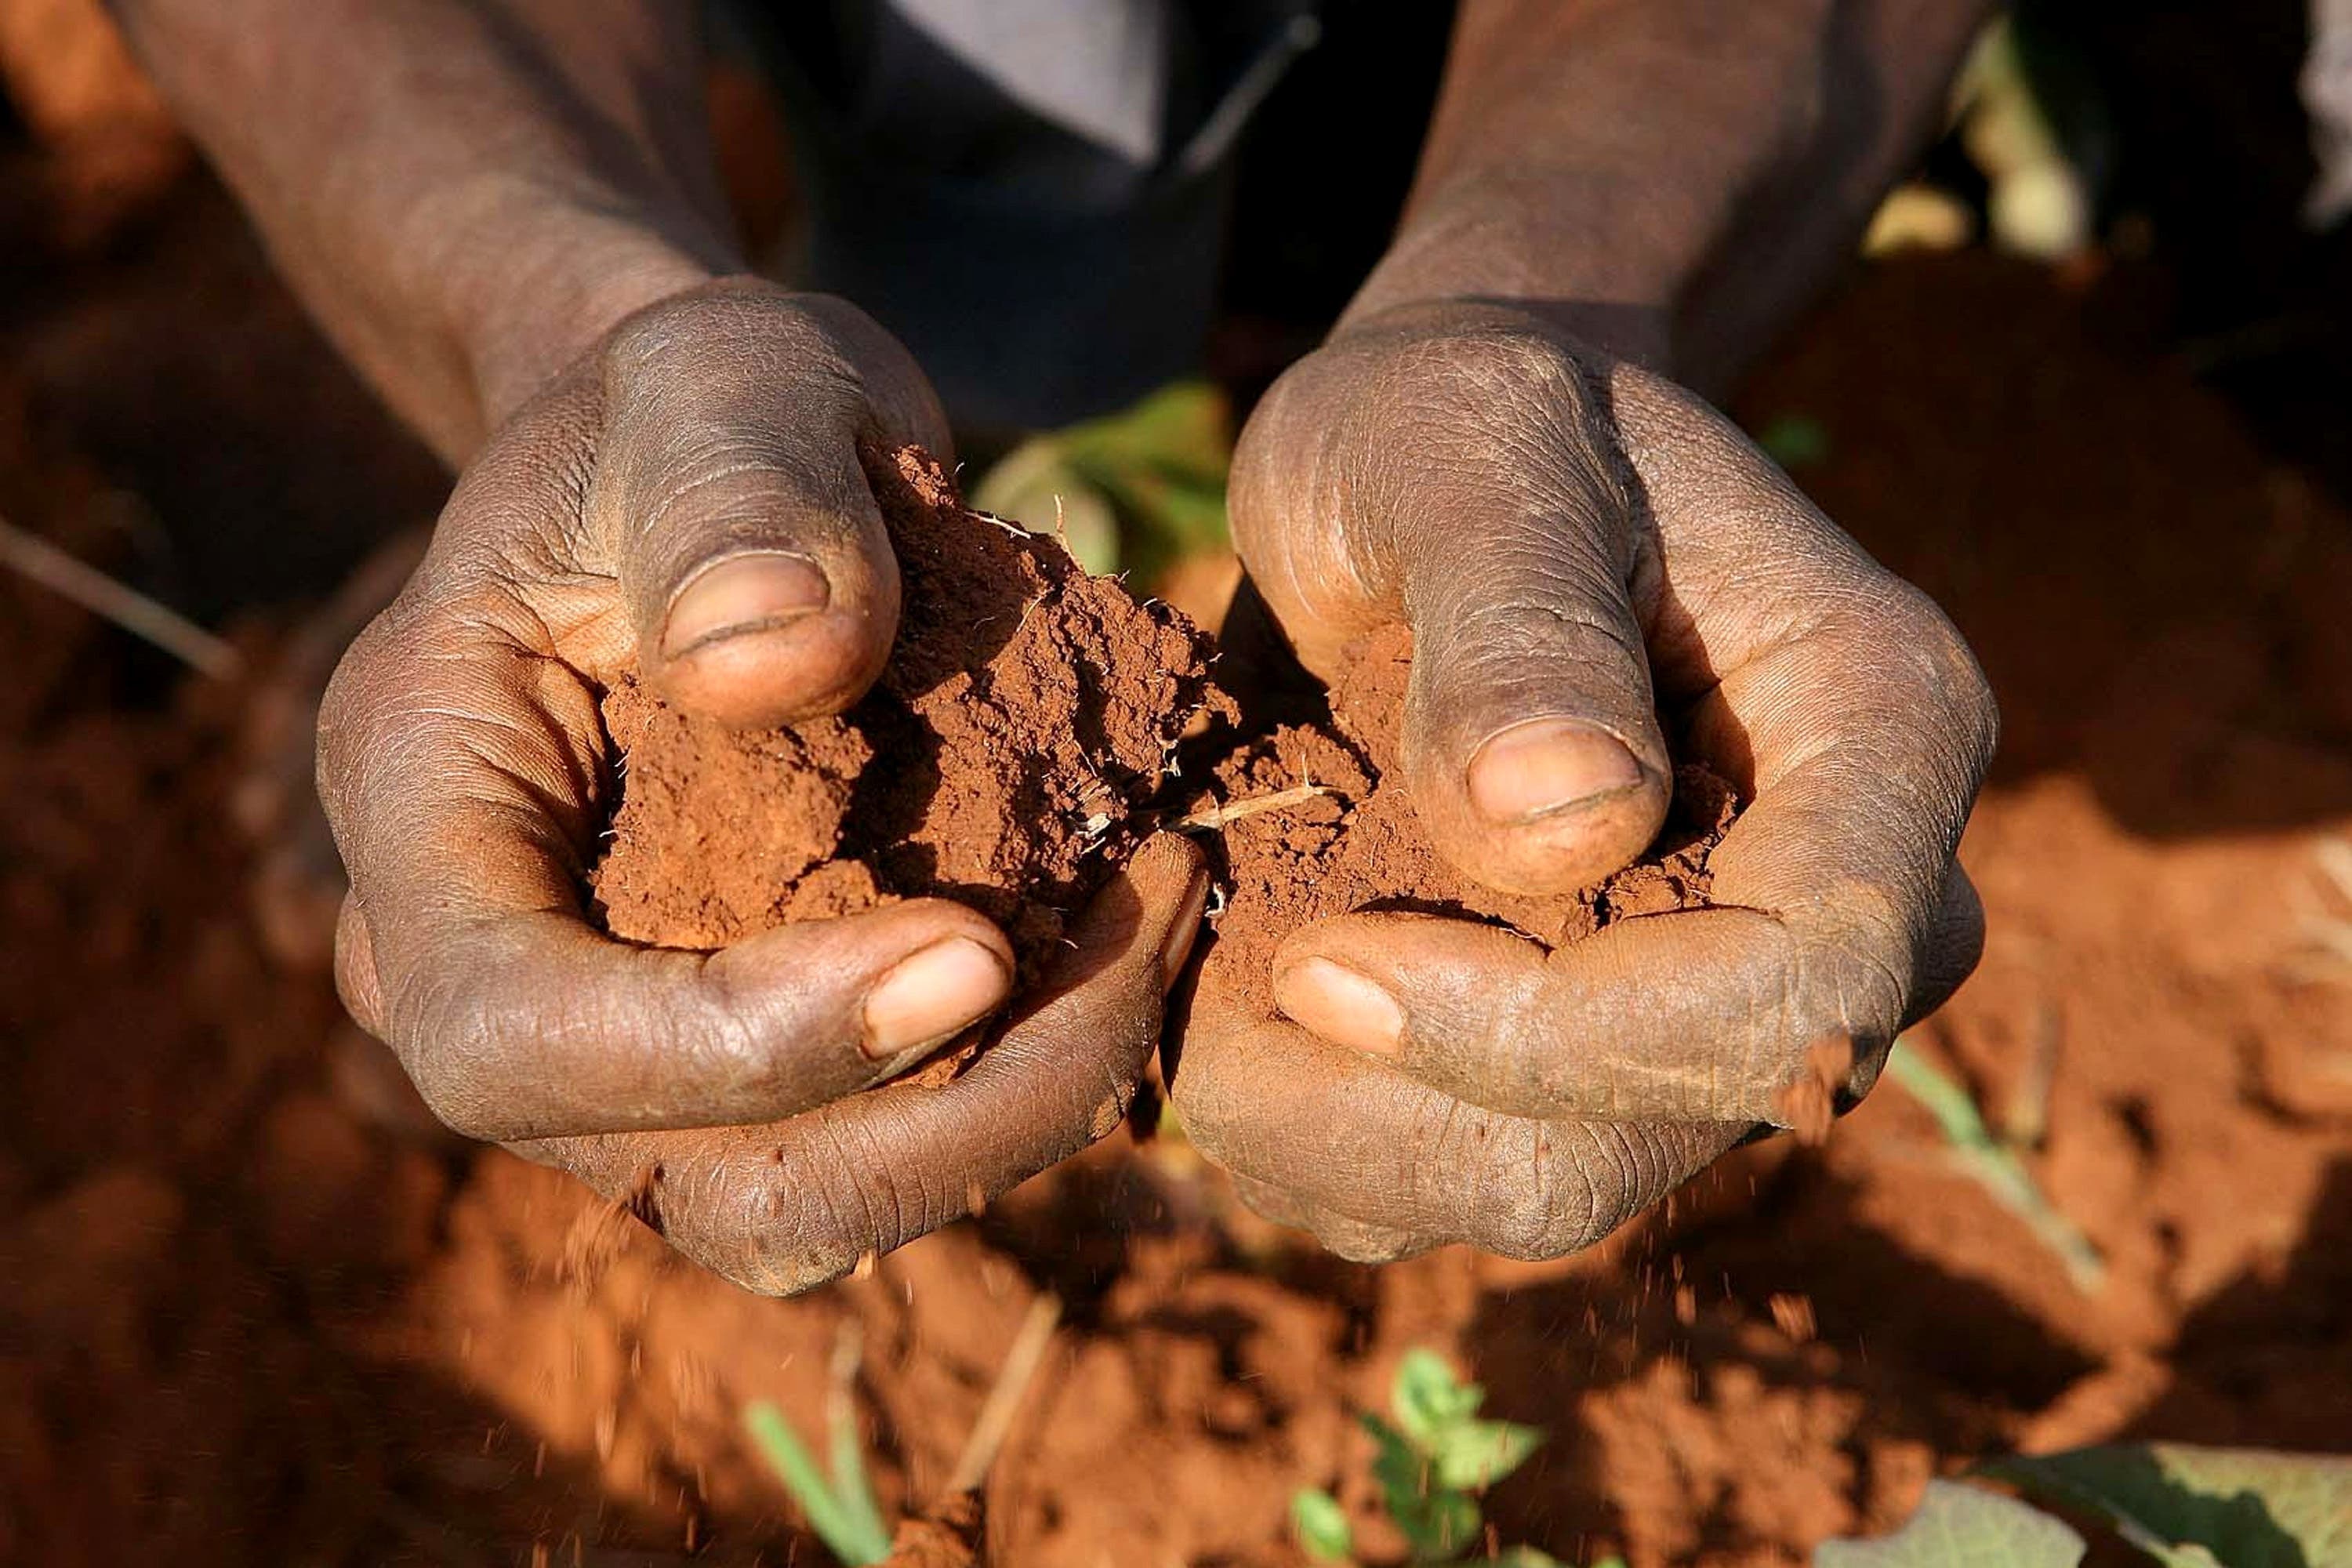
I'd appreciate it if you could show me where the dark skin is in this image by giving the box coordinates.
[110,0,1997,1286]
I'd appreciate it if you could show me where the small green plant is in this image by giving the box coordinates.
[742,1300,1062,1566]
[1882,1038,2105,1291]
[742,1397,892,1566]
[1291,1347,1570,1566]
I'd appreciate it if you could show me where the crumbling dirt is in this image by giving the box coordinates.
[10,38,2352,1566]
[591,445,1220,987]
[1194,622,1738,1018]
[879,1490,985,1566]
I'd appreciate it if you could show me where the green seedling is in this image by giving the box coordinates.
[1813,1442,2351,1566]
[1882,1038,2106,1291]
[742,1397,892,1566]
[1292,1348,1570,1566]
[743,1298,1062,1566]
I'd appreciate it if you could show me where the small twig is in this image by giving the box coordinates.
[946,1293,1062,1496]
[0,511,242,679]
[1174,782,1343,833]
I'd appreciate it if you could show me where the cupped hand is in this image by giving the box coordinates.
[321,278,1207,1291]
[1170,300,1994,1261]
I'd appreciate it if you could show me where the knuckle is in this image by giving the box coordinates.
[1778,907,1911,1103]
[1875,583,2000,773]
[1309,1218,1421,1265]
[1504,1121,1668,1257]
[394,1005,502,1142]
[1482,1150,1598,1261]
[704,1160,866,1298]
[1439,1107,1604,1261]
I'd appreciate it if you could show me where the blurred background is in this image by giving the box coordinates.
[2,2,2350,1564]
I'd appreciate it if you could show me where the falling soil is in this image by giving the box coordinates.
[1193,622,1739,1019]
[591,445,1221,989]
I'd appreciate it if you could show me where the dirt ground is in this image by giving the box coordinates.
[6,30,2352,1568]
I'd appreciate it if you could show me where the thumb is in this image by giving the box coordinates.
[1392,418,1671,895]
[590,283,951,728]
[1236,310,1671,895]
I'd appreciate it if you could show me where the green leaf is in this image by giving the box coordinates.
[1392,1348,1486,1446]
[1363,1413,1428,1507]
[968,440,1123,574]
[1814,1480,2085,1566]
[1428,1416,1545,1491]
[1392,1485,1483,1563]
[1363,1410,1483,1563]
[1988,1443,2352,1568]
[742,1402,894,1566]
[1291,1488,1356,1563]
[974,380,1236,583]
[1490,1548,1569,1566]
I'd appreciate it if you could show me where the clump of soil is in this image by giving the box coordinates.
[1193,622,1740,1016]
[590,445,1222,981]
[878,1490,985,1566]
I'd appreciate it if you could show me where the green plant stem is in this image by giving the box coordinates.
[743,1403,891,1565]
[1883,1041,2105,1291]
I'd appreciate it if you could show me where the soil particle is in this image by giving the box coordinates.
[878,1490,985,1566]
[1194,622,1740,1015]
[590,445,1222,982]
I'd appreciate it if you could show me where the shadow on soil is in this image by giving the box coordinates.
[2128,1154,2352,1450]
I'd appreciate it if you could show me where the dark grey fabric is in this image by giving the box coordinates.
[729,0,1319,435]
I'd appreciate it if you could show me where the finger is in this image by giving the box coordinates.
[1171,1011,1747,1261]
[1231,311,1670,895]
[322,539,1014,1145]
[333,891,386,1037]
[517,834,1209,1294]
[1270,858,1985,1128]
[1911,862,1986,1024]
[1227,1172,1429,1265]
[593,285,952,728]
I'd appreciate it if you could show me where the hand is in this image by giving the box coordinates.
[1170,300,1994,1261]
[321,278,1207,1292]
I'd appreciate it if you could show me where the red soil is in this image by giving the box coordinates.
[4,64,2351,1568]
[1193,619,1738,1023]
[591,445,1219,985]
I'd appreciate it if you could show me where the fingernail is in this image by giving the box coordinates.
[1466,717,1645,825]
[1275,957,1404,1057]
[1161,874,1213,991]
[862,936,1011,1059]
[662,552,829,660]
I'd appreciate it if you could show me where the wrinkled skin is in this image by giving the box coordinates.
[321,278,1207,1294]
[1169,301,1996,1262]
[118,0,2001,1290]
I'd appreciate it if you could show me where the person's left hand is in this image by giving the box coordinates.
[1168,301,1994,1261]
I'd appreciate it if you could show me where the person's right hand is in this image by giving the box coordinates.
[320,278,1208,1294]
